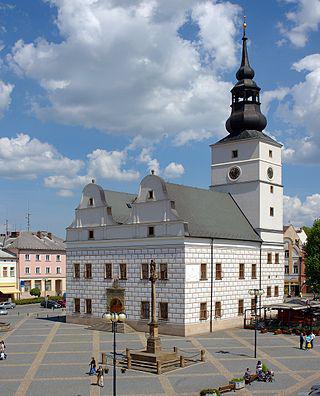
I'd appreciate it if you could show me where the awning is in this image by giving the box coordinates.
[0,286,20,294]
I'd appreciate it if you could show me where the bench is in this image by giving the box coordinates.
[245,373,258,384]
[218,384,235,393]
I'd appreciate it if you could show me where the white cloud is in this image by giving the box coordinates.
[138,147,160,175]
[57,189,74,198]
[261,87,290,115]
[267,54,320,164]
[0,133,83,179]
[173,129,213,146]
[44,174,91,190]
[284,194,320,226]
[0,80,13,118]
[278,0,320,47]
[7,0,239,141]
[87,149,140,182]
[163,162,185,179]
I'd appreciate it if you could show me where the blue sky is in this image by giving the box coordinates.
[0,0,319,237]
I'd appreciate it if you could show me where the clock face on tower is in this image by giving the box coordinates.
[228,166,241,181]
[267,167,274,179]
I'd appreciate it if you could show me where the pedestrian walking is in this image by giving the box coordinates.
[0,340,5,353]
[306,334,312,350]
[96,365,104,387]
[89,357,96,375]
[244,368,252,385]
[299,332,305,350]
[310,331,315,349]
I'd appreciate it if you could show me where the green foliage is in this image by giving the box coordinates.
[304,219,320,297]
[13,295,61,305]
[14,297,43,305]
[200,389,220,396]
[30,287,41,298]
[230,378,244,382]
[262,363,268,374]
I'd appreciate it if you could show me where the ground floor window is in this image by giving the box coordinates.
[238,299,244,315]
[140,301,150,319]
[274,285,279,297]
[34,280,42,290]
[267,286,272,297]
[215,301,221,318]
[24,280,31,292]
[85,299,92,314]
[45,280,51,291]
[200,302,207,320]
[74,298,80,313]
[159,302,168,320]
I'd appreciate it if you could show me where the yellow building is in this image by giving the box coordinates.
[0,249,20,301]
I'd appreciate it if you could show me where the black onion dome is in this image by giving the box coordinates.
[225,23,267,134]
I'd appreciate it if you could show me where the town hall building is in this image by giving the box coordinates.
[65,26,284,336]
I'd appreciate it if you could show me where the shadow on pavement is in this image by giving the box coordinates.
[216,350,252,358]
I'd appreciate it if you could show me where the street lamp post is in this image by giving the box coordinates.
[248,288,264,358]
[102,312,126,396]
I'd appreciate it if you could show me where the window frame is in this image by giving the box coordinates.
[140,301,150,319]
[141,263,149,280]
[232,149,238,158]
[251,263,257,279]
[56,267,61,274]
[73,263,80,279]
[148,226,155,237]
[35,267,40,274]
[88,229,94,240]
[159,302,168,321]
[267,253,272,264]
[239,263,245,279]
[200,302,208,320]
[119,263,127,280]
[159,263,168,280]
[84,263,92,279]
[85,298,92,314]
[215,301,222,318]
[274,285,279,297]
[267,286,272,298]
[270,207,274,217]
[25,267,30,275]
[238,299,244,316]
[215,263,222,280]
[200,263,207,281]
[275,253,279,264]
[104,263,112,279]
[74,298,80,313]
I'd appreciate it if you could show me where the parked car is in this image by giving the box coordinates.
[57,300,66,308]
[40,300,61,309]
[0,301,15,309]
[0,308,8,315]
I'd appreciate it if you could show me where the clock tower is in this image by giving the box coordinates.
[210,20,283,245]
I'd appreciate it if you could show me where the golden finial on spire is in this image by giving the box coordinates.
[243,15,247,31]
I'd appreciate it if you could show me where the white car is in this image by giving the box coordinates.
[0,301,15,309]
[0,308,8,315]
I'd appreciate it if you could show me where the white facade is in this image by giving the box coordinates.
[0,250,19,301]
[66,172,284,336]
[211,139,283,245]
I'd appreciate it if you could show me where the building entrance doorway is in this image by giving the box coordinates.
[109,298,123,313]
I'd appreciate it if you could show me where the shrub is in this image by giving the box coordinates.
[230,378,244,382]
[30,288,41,298]
[200,389,220,396]
[13,295,62,305]
[262,363,268,374]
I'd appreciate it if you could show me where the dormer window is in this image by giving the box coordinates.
[88,230,94,239]
[269,150,273,158]
[148,226,154,237]
[88,198,94,207]
[232,150,238,159]
[107,207,112,215]
[148,190,154,200]
[170,201,175,209]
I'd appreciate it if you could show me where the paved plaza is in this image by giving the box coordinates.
[0,305,319,396]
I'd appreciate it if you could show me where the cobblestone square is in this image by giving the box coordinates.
[1,305,319,396]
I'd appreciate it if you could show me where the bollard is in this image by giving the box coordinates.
[18,312,19,316]
[180,355,185,368]
[37,313,39,317]
[156,361,161,374]
[126,349,131,369]
[101,352,107,366]
[173,346,177,353]
[200,349,206,362]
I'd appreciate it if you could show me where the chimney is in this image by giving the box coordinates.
[10,231,20,238]
[47,232,52,240]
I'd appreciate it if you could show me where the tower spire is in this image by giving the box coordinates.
[225,17,267,134]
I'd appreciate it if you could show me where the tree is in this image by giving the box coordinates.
[304,219,320,299]
[30,287,41,298]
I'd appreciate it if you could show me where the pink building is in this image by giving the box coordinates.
[4,231,66,298]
